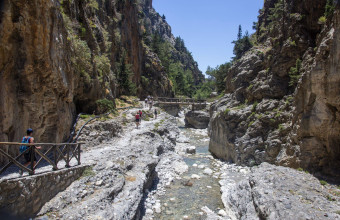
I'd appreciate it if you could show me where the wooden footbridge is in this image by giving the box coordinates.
[155,97,207,110]
[0,142,82,176]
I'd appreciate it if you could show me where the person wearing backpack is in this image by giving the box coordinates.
[19,128,41,175]
[135,112,140,129]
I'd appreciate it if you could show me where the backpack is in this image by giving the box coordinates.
[20,137,31,153]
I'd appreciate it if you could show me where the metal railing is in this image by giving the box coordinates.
[0,142,82,175]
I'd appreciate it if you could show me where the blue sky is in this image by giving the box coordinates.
[153,0,263,75]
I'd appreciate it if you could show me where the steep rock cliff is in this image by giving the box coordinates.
[209,0,339,178]
[0,0,198,164]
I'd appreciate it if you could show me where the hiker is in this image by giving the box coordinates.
[139,110,143,123]
[154,108,158,119]
[149,99,153,110]
[144,98,148,108]
[135,112,140,129]
[19,128,41,175]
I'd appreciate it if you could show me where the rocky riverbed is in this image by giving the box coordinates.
[34,107,339,219]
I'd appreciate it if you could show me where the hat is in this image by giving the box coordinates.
[27,128,33,134]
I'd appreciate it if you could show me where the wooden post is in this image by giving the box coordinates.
[66,145,70,168]
[78,144,81,165]
[30,146,35,175]
[53,145,58,170]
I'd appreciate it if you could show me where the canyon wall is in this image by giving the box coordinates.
[209,0,339,178]
[0,0,200,163]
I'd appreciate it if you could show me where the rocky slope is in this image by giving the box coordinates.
[0,0,200,164]
[220,163,340,220]
[209,0,340,178]
[35,109,185,219]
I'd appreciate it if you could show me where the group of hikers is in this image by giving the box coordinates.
[135,96,158,129]
[144,96,154,110]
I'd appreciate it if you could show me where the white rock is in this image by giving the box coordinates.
[153,203,161,213]
[145,209,153,215]
[203,168,213,175]
[106,161,114,168]
[218,209,227,217]
[198,165,205,169]
[186,146,196,154]
[191,174,201,179]
[192,163,198,167]
[169,198,176,202]
[183,215,190,219]
[199,212,204,216]
[95,180,103,186]
[174,161,189,174]
[207,186,212,189]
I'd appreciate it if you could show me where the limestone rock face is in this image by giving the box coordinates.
[185,111,210,129]
[221,163,340,220]
[0,0,77,159]
[208,0,340,177]
[293,9,340,176]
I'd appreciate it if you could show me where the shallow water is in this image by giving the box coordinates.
[154,122,224,219]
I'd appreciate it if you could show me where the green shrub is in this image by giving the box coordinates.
[318,16,327,24]
[325,0,336,17]
[224,108,230,114]
[320,180,328,186]
[289,59,302,86]
[96,99,115,113]
[87,0,99,10]
[248,121,255,127]
[252,102,258,112]
[278,124,284,131]
[94,55,111,83]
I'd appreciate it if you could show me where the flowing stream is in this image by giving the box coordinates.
[153,116,224,219]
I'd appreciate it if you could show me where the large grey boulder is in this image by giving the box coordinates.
[220,163,340,220]
[185,111,210,129]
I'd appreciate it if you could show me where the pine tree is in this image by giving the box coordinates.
[237,25,242,40]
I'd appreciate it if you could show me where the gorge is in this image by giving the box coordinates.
[0,0,340,219]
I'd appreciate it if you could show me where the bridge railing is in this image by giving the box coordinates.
[0,142,82,176]
[156,97,206,104]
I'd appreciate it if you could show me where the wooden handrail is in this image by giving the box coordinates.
[0,142,82,176]
[0,142,84,146]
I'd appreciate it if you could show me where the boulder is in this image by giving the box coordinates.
[185,111,210,129]
[186,146,196,154]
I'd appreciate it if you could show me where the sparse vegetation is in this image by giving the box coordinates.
[82,166,95,177]
[80,114,95,119]
[252,102,258,112]
[289,59,302,86]
[224,108,231,114]
[248,121,255,127]
[320,180,328,186]
[325,0,336,17]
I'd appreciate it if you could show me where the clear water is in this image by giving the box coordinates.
[154,123,224,219]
